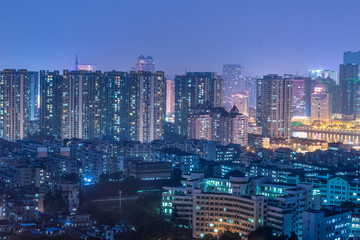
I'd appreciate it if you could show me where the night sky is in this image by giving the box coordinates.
[0,0,359,76]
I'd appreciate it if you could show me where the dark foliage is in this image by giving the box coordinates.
[248,226,288,240]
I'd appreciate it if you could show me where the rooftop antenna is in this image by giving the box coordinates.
[75,54,79,71]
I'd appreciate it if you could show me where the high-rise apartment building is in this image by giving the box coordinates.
[308,69,338,83]
[40,70,63,138]
[137,71,166,143]
[231,93,248,115]
[166,79,175,117]
[256,74,292,139]
[344,51,360,65]
[174,72,223,136]
[291,77,312,117]
[28,71,39,121]
[187,106,248,146]
[102,71,130,141]
[243,77,257,108]
[0,69,29,141]
[311,85,331,123]
[135,55,155,73]
[308,68,323,79]
[321,70,338,84]
[339,64,359,117]
[222,64,244,106]
[61,70,102,140]
[314,77,340,114]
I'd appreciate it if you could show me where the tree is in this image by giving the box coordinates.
[220,230,242,240]
[248,226,287,240]
[44,191,68,214]
[340,200,357,211]
[203,234,216,240]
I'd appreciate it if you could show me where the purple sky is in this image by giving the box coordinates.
[0,0,359,77]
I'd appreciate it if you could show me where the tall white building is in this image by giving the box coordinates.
[166,79,175,119]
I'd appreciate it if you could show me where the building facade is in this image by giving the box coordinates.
[135,55,155,73]
[162,173,313,239]
[223,64,244,107]
[40,70,63,138]
[175,72,223,136]
[231,93,249,115]
[339,64,359,118]
[311,84,331,123]
[28,71,39,121]
[344,51,360,66]
[256,75,292,139]
[303,207,351,240]
[61,70,103,140]
[0,69,29,141]
[187,106,248,146]
[291,77,312,117]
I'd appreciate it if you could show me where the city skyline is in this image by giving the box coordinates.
[1,0,360,76]
[2,1,360,240]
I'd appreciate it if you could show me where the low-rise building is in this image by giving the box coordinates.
[162,173,313,239]
[303,207,351,240]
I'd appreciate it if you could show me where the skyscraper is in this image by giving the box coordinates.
[339,64,359,117]
[0,69,29,141]
[291,77,312,117]
[321,70,338,84]
[311,84,331,123]
[308,69,339,84]
[136,55,155,73]
[166,79,175,117]
[243,76,257,108]
[174,72,223,136]
[314,77,340,114]
[28,71,39,121]
[103,70,165,143]
[187,106,248,146]
[223,64,244,107]
[61,70,102,140]
[344,51,360,65]
[307,69,323,79]
[137,71,166,143]
[102,71,130,141]
[40,70,62,138]
[231,93,248,115]
[256,74,292,139]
